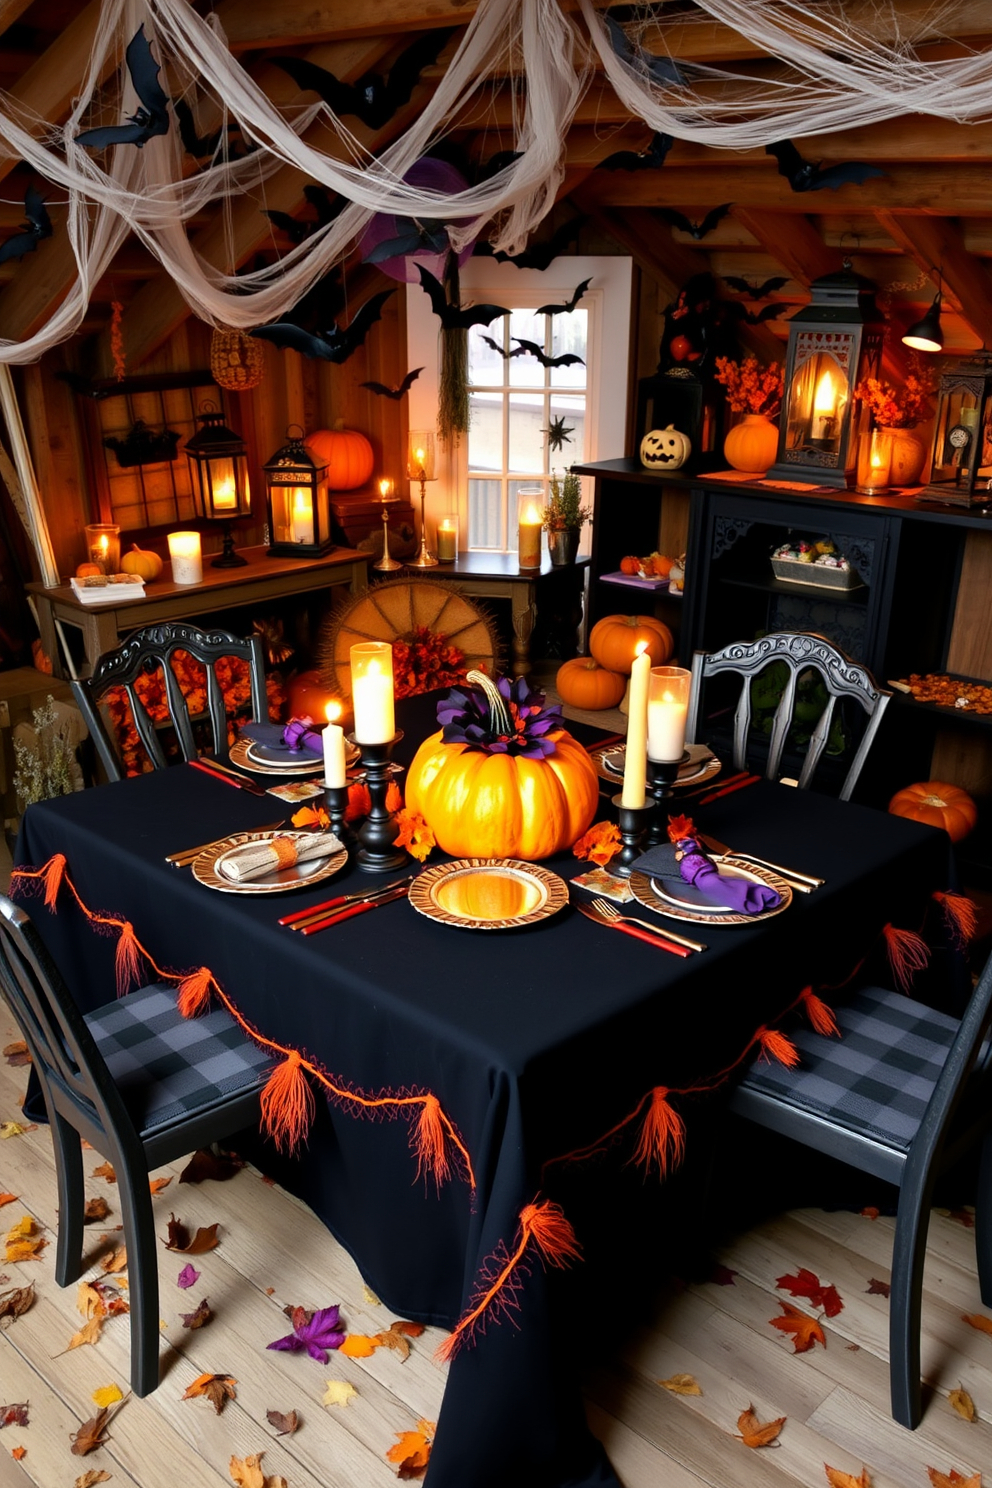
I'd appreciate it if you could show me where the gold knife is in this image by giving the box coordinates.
[166,820,286,866]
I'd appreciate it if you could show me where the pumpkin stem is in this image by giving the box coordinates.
[466,669,512,738]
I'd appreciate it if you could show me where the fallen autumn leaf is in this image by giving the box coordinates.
[322,1380,357,1408]
[182,1373,236,1415]
[658,1374,702,1396]
[266,1408,299,1435]
[164,1215,220,1254]
[948,1387,977,1422]
[825,1465,872,1487]
[735,1405,786,1448]
[83,1197,110,1224]
[769,1301,827,1353]
[180,1298,212,1330]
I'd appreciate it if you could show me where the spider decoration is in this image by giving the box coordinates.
[543,415,575,452]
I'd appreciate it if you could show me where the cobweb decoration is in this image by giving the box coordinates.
[0,0,989,363]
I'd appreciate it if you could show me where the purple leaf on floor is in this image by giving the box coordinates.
[267,1304,345,1363]
[177,1263,200,1289]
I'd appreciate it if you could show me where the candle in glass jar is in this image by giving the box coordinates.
[621,642,651,808]
[647,667,690,762]
[322,701,347,788]
[290,488,314,545]
[518,504,542,568]
[350,643,395,744]
[85,524,120,574]
[167,531,203,585]
[437,518,458,562]
[378,478,394,500]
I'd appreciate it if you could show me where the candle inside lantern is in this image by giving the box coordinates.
[436,517,458,562]
[322,700,347,788]
[290,487,314,545]
[85,523,120,574]
[518,501,543,569]
[648,666,690,763]
[350,642,395,744]
[812,369,838,440]
[167,530,203,585]
[621,642,651,809]
[378,478,394,500]
[407,432,435,481]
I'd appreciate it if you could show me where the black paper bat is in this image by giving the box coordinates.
[76,25,170,149]
[364,219,450,264]
[599,131,674,173]
[252,289,394,363]
[536,279,591,317]
[274,30,453,131]
[480,335,525,360]
[729,302,784,325]
[512,339,585,369]
[723,275,789,299]
[657,203,732,240]
[604,14,686,87]
[0,186,52,267]
[416,265,506,331]
[361,367,424,399]
[766,139,884,193]
[264,185,342,245]
[475,215,586,270]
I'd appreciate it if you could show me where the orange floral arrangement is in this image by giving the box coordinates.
[853,358,937,429]
[713,356,784,418]
[572,821,621,866]
[394,808,436,862]
[392,626,467,700]
[105,651,284,776]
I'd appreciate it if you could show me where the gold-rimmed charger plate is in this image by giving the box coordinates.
[629,861,792,927]
[229,735,360,777]
[191,830,348,895]
[591,744,721,791]
[408,858,568,930]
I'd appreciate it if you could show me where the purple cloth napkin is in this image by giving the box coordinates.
[674,836,782,913]
[240,719,323,760]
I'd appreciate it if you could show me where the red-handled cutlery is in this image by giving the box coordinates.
[299,881,410,936]
[188,758,267,796]
[279,873,417,928]
[573,900,691,957]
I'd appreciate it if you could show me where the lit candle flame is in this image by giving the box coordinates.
[813,370,837,415]
[522,503,542,524]
[98,535,108,555]
[635,640,648,657]
[325,700,342,723]
[378,478,393,499]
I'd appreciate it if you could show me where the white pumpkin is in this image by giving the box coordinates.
[640,424,692,472]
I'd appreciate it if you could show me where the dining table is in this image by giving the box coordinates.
[13,691,952,1488]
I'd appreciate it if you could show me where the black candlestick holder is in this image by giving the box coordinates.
[348,731,407,873]
[647,751,690,845]
[608,792,653,878]
[322,781,355,849]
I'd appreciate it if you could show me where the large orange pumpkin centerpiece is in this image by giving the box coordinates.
[305,422,374,491]
[589,613,673,675]
[405,671,599,861]
[888,780,977,843]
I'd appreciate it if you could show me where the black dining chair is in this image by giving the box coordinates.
[728,962,992,1429]
[685,630,891,800]
[72,621,267,781]
[0,894,272,1395]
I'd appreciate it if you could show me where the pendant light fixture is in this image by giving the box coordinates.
[902,273,944,354]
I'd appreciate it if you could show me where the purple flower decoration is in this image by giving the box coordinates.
[438,673,563,759]
[267,1304,345,1363]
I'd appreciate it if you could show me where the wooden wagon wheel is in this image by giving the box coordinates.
[318,576,501,698]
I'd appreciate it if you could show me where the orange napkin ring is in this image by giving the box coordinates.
[270,836,299,869]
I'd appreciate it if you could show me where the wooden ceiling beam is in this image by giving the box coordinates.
[0,0,104,184]
[874,211,992,346]
[0,0,36,34]
[730,209,843,286]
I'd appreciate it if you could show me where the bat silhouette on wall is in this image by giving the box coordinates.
[274,30,453,131]
[0,187,52,266]
[536,279,592,316]
[723,275,789,299]
[364,219,450,264]
[599,131,674,173]
[264,185,343,245]
[76,26,170,149]
[500,338,586,369]
[604,14,686,87]
[475,215,586,270]
[416,266,506,330]
[727,302,784,325]
[766,139,884,192]
[252,288,394,363]
[657,204,733,240]
[361,367,424,399]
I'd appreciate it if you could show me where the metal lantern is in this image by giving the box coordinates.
[264,426,333,557]
[768,264,885,489]
[184,402,251,567]
[917,355,992,508]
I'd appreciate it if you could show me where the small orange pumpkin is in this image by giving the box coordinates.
[75,562,103,578]
[620,555,641,575]
[556,657,626,711]
[306,422,374,491]
[888,780,977,843]
[589,614,674,675]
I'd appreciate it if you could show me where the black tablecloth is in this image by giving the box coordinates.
[15,696,950,1488]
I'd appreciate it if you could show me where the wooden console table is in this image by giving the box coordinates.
[28,545,371,678]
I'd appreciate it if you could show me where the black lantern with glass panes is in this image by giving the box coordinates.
[263,427,333,557]
[184,402,252,567]
[767,264,884,489]
[917,355,992,508]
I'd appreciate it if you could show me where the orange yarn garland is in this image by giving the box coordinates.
[882,923,930,993]
[260,1050,314,1155]
[798,986,840,1037]
[932,890,978,947]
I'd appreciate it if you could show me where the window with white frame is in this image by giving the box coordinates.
[405,256,632,557]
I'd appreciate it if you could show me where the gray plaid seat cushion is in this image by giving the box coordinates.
[739,985,963,1152]
[84,984,272,1133]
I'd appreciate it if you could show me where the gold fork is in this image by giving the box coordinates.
[591,898,707,953]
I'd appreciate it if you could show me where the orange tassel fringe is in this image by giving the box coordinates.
[114,921,142,997]
[42,853,66,910]
[630,1087,686,1179]
[413,1093,451,1187]
[260,1050,315,1155]
[883,923,929,993]
[756,1026,800,1067]
[799,986,839,1037]
[519,1199,582,1269]
[932,890,978,946]
[177,966,214,1019]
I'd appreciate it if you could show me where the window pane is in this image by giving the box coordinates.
[550,309,587,389]
[548,393,585,463]
[467,392,503,472]
[468,478,503,549]
[509,393,545,473]
[508,309,545,387]
[468,321,505,385]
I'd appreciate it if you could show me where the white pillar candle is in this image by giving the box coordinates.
[621,642,651,808]
[436,518,458,562]
[322,716,347,788]
[290,488,315,545]
[350,643,395,744]
[648,674,690,763]
[167,531,202,585]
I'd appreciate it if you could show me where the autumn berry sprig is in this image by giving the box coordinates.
[853,356,937,429]
[714,355,784,418]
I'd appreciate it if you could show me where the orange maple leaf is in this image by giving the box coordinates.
[149,1177,171,1195]
[393,809,435,863]
[962,1313,992,1337]
[0,1193,17,1208]
[345,782,372,822]
[386,1419,435,1478]
[667,813,695,843]
[182,1372,237,1414]
[339,1334,378,1358]
[735,1405,785,1448]
[768,1302,826,1353]
[572,821,621,867]
[776,1267,843,1317]
[385,781,403,813]
[825,1465,872,1488]
[11,1446,25,1460]
[927,1468,982,1488]
[291,804,330,829]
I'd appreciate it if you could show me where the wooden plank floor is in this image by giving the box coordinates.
[1,1028,989,1488]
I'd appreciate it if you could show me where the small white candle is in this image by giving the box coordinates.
[168,531,203,585]
[351,644,395,744]
[290,488,314,545]
[437,518,457,562]
[621,642,651,808]
[322,712,347,789]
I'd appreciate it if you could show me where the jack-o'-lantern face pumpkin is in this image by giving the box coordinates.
[640,424,692,471]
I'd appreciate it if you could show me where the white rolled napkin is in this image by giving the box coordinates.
[218,831,343,883]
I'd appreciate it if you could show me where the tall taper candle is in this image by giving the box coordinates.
[322,707,347,789]
[621,641,650,808]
